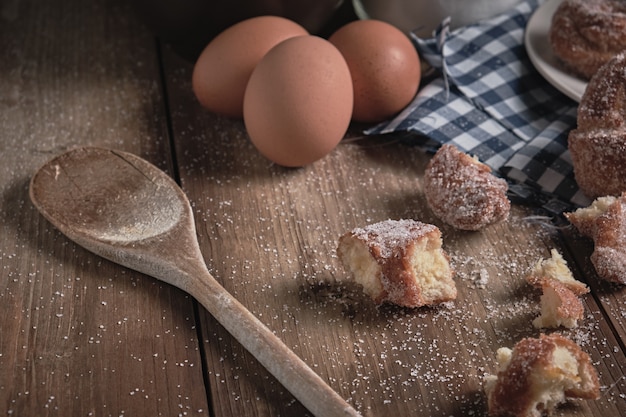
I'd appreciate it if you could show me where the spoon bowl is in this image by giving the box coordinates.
[34,148,184,242]
[30,146,359,417]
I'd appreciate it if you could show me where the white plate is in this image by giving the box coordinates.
[524,0,586,102]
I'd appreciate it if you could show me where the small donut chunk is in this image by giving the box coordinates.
[423,144,510,231]
[484,334,600,417]
[589,197,626,283]
[525,249,589,295]
[336,219,456,308]
[564,195,617,237]
[532,280,584,329]
[550,0,626,79]
[568,52,626,199]
[565,192,626,284]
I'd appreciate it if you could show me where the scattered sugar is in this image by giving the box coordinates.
[2,37,625,415]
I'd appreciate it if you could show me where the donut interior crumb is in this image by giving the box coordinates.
[337,219,456,308]
[532,280,584,329]
[566,195,617,237]
[337,234,384,299]
[566,192,626,284]
[526,249,589,295]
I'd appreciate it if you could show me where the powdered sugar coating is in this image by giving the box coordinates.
[349,219,438,259]
[423,144,510,231]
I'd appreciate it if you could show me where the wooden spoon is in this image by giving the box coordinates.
[29,146,360,417]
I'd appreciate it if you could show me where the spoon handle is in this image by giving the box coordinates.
[28,146,359,416]
[183,267,360,417]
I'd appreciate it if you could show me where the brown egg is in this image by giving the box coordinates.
[329,19,421,123]
[192,16,308,118]
[243,36,353,167]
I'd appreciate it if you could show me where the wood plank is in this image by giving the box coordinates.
[163,39,626,414]
[0,0,209,415]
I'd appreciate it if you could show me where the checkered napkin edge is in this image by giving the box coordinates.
[366,0,591,211]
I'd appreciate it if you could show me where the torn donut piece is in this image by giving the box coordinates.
[525,249,589,295]
[484,334,600,417]
[336,219,456,308]
[525,250,587,329]
[423,144,510,231]
[564,195,618,238]
[565,192,626,284]
[532,280,584,329]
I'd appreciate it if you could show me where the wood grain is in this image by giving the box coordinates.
[1,0,625,415]
[0,0,207,415]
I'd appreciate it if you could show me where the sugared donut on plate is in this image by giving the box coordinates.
[550,0,626,79]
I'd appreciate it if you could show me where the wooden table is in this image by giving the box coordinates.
[1,0,625,416]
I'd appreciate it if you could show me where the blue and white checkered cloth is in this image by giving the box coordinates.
[367,0,591,211]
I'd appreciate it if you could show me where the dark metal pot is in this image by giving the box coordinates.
[132,0,349,60]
